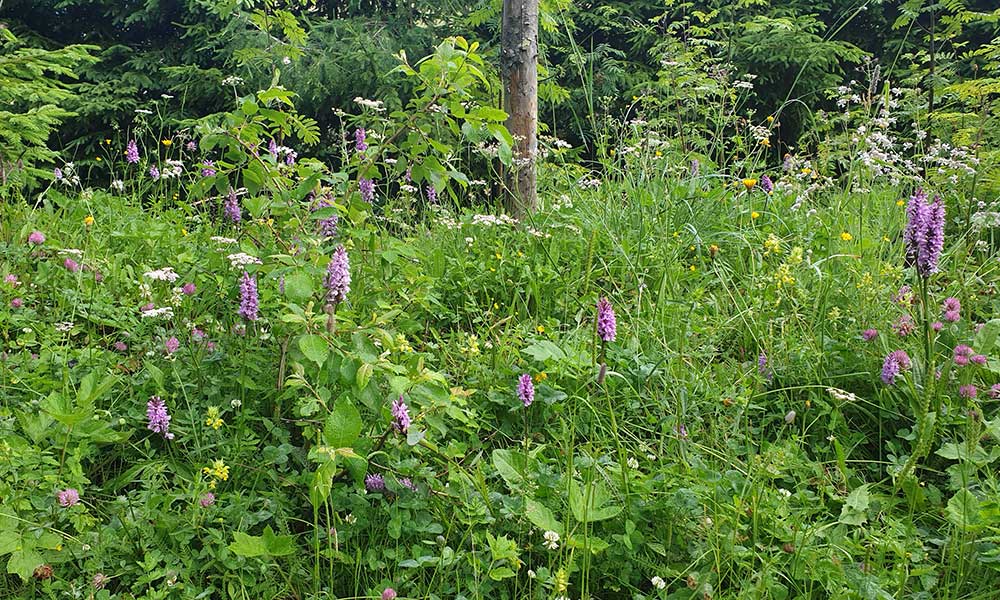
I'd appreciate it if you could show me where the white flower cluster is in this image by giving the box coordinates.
[227,253,262,268]
[144,267,179,282]
[140,307,175,319]
[353,97,385,112]
[471,214,517,227]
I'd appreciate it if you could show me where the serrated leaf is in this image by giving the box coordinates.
[323,400,361,449]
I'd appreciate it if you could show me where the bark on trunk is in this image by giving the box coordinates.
[501,0,539,219]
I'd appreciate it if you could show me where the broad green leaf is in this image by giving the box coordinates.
[323,400,361,449]
[298,334,328,367]
[229,531,267,557]
[839,484,870,526]
[947,489,981,530]
[525,499,562,535]
[569,480,622,523]
[7,548,43,581]
[492,449,528,490]
[284,270,314,302]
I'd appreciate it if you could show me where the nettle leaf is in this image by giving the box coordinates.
[323,400,362,449]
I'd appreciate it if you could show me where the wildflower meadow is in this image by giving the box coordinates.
[3,2,1000,599]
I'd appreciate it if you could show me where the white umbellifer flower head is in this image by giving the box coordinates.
[651,576,666,590]
[140,307,175,320]
[227,253,262,268]
[144,267,179,282]
[542,530,560,550]
[55,322,75,332]
[210,236,237,245]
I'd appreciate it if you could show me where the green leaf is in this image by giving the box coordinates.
[525,499,563,535]
[229,531,267,557]
[284,270,314,302]
[569,480,622,523]
[839,484,870,526]
[40,392,91,427]
[492,448,528,490]
[947,489,981,531]
[323,400,362,448]
[522,340,566,363]
[298,335,328,367]
[7,548,43,581]
[488,567,516,580]
[261,526,295,556]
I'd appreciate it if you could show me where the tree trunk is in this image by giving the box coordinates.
[501,0,539,219]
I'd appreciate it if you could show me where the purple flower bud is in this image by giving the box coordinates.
[324,245,351,304]
[881,350,911,385]
[596,297,617,342]
[126,139,140,164]
[201,160,216,177]
[365,473,386,493]
[224,187,241,223]
[182,283,196,295]
[238,271,259,321]
[354,128,368,153]
[391,395,411,433]
[959,384,977,399]
[28,231,45,245]
[954,344,974,366]
[199,493,215,507]
[861,328,878,341]
[903,189,945,277]
[164,337,180,355]
[359,178,375,203]
[760,175,773,194]
[146,395,175,439]
[149,165,160,179]
[517,373,535,407]
[64,258,80,272]
[382,589,397,600]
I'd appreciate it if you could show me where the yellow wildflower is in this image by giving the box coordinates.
[84,215,94,226]
[840,232,853,241]
[533,372,548,383]
[689,264,697,272]
[766,115,774,123]
[751,211,760,219]
[205,406,224,430]
[742,178,757,190]
[764,234,782,255]
[536,325,545,334]
[104,138,111,145]
[161,139,173,147]
[95,157,102,161]
[181,228,188,236]
[896,199,905,207]
[759,138,771,148]
[202,459,229,488]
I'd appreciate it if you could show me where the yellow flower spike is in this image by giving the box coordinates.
[751,211,760,219]
[840,232,853,241]
[84,215,94,226]
[161,139,172,146]
[742,178,757,191]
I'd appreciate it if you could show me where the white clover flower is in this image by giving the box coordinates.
[651,576,666,590]
[543,530,560,550]
[627,457,639,469]
[55,322,75,332]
